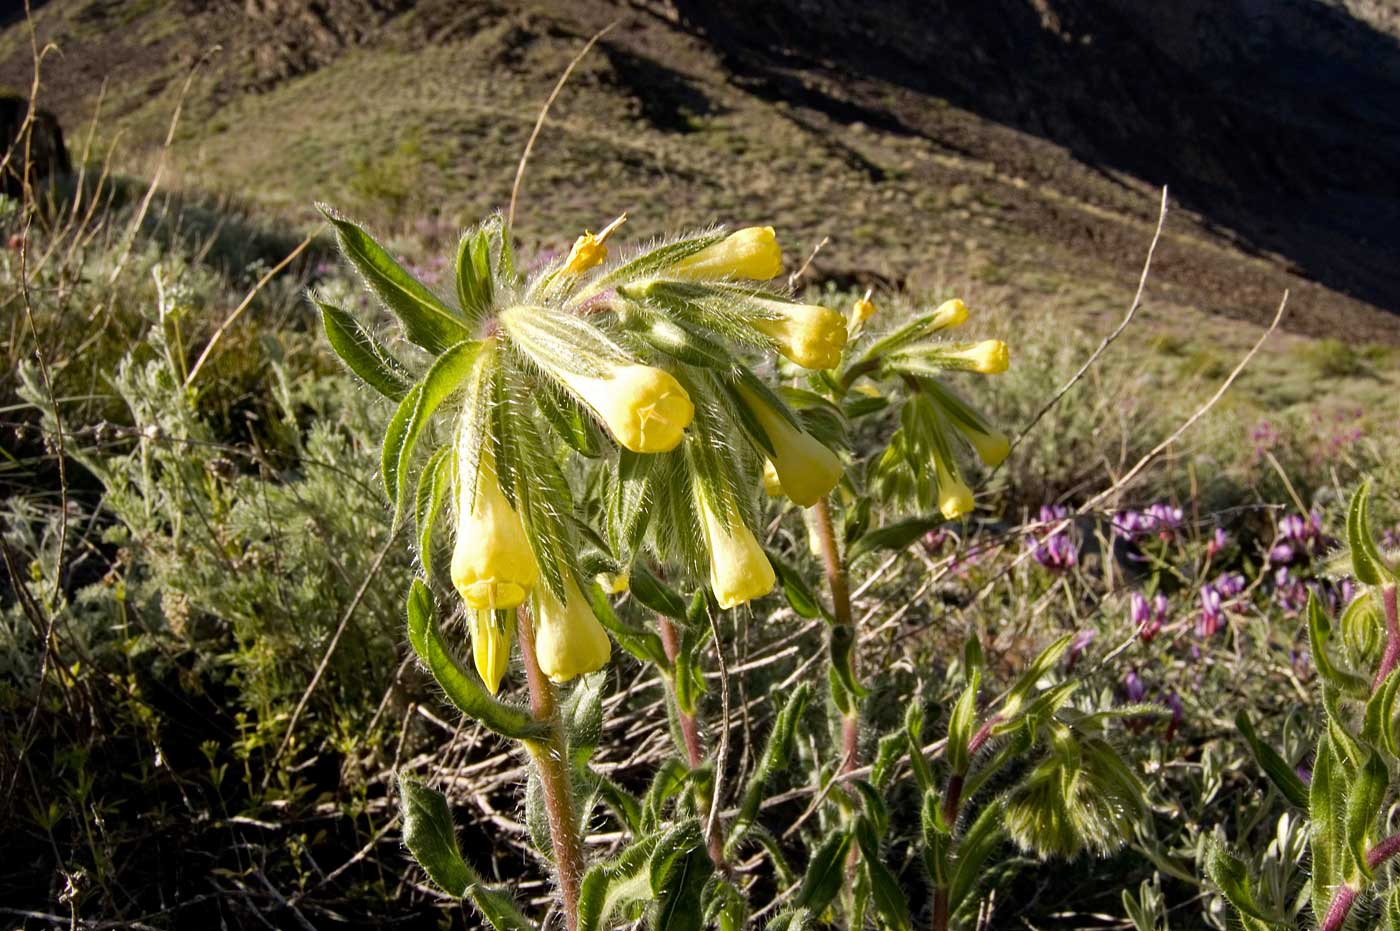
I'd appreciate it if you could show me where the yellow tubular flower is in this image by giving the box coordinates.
[944,339,1009,375]
[559,213,626,277]
[471,610,512,695]
[751,299,848,369]
[958,425,1011,467]
[930,298,969,330]
[739,386,842,507]
[699,494,776,609]
[935,458,975,520]
[533,576,612,683]
[672,226,782,281]
[761,460,784,497]
[451,451,539,611]
[558,364,695,453]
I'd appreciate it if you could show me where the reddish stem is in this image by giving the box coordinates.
[1377,585,1400,690]
[517,609,585,931]
[813,498,860,773]
[658,613,727,870]
[1320,884,1357,931]
[1368,831,1400,871]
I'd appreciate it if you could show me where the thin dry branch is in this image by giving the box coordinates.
[507,21,619,231]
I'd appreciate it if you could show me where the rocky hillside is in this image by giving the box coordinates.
[3,0,1398,344]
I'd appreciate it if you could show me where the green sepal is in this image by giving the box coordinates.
[317,299,412,400]
[455,226,495,326]
[321,207,469,353]
[405,580,548,741]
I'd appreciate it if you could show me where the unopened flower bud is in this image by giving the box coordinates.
[935,457,975,519]
[596,569,630,594]
[559,364,694,453]
[452,450,539,611]
[471,610,512,695]
[957,424,1010,467]
[672,226,782,281]
[559,214,626,277]
[930,298,969,330]
[699,494,776,609]
[739,386,842,507]
[761,460,784,497]
[942,339,1009,375]
[533,576,612,683]
[751,299,848,369]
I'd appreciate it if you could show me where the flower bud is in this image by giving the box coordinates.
[751,299,848,369]
[699,494,776,609]
[738,385,842,507]
[559,214,626,277]
[761,460,784,497]
[471,610,512,695]
[930,298,969,330]
[452,452,539,611]
[852,291,877,324]
[942,339,1009,374]
[596,569,630,594]
[935,458,975,519]
[957,424,1010,467]
[559,364,695,453]
[672,226,782,281]
[533,575,612,683]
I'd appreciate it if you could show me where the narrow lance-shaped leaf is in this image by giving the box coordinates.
[1349,482,1394,585]
[318,300,411,400]
[383,340,480,524]
[830,623,869,699]
[322,208,470,353]
[1347,749,1388,880]
[1235,710,1310,809]
[414,445,453,584]
[1310,733,1354,922]
[399,776,536,930]
[1308,592,1370,698]
[794,829,853,913]
[406,580,548,741]
[1204,840,1284,926]
[846,514,945,562]
[629,565,689,621]
[947,801,1005,916]
[731,683,814,844]
[586,583,670,669]
[456,227,495,325]
[578,832,663,931]
[855,815,911,931]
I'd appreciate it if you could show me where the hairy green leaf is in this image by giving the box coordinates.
[1236,711,1310,809]
[795,829,853,913]
[317,300,411,400]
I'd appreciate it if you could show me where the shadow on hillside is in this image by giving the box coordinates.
[671,0,1400,317]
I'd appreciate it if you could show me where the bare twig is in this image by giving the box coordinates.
[507,21,619,231]
[787,235,830,289]
[185,227,321,387]
[1005,186,1169,461]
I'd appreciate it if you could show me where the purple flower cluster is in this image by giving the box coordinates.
[1113,503,1184,542]
[1065,628,1096,672]
[1197,573,1245,638]
[1269,511,1326,565]
[1130,591,1170,642]
[1029,505,1077,571]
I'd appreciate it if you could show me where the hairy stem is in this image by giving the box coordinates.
[518,609,585,931]
[1368,831,1400,871]
[813,497,859,772]
[1376,584,1400,690]
[658,613,727,870]
[1320,884,1357,931]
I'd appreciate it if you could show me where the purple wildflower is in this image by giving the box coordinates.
[1066,628,1096,672]
[1273,566,1309,614]
[1198,586,1224,638]
[1206,527,1228,558]
[1130,591,1169,642]
[1164,690,1184,741]
[1029,505,1078,571]
[1124,669,1147,703]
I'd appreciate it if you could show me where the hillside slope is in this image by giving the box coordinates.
[1,0,1397,348]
